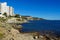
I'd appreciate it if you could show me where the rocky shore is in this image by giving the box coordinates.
[0,21,60,40]
[0,17,60,40]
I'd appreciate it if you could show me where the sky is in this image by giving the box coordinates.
[0,0,60,20]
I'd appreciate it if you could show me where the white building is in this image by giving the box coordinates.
[0,2,14,17]
[9,6,14,16]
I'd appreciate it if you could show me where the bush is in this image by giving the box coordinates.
[3,12,7,17]
[0,18,6,22]
[15,14,20,18]
[0,33,4,39]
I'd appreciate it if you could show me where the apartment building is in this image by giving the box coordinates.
[0,2,14,17]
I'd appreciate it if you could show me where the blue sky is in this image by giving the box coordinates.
[0,0,60,20]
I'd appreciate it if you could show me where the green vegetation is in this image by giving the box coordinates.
[32,17,45,20]
[3,12,7,17]
[15,14,20,18]
[21,16,27,20]
[0,18,6,22]
[16,18,21,21]
[0,33,4,39]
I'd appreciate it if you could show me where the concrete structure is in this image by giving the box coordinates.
[0,2,14,16]
[9,7,14,16]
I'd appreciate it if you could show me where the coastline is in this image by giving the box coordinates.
[0,20,60,40]
[0,16,60,40]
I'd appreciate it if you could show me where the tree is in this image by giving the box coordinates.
[15,14,20,18]
[3,12,7,17]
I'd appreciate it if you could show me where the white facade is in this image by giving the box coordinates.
[7,6,10,16]
[9,7,14,16]
[0,2,14,16]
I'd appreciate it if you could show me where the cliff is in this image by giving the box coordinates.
[21,16,45,20]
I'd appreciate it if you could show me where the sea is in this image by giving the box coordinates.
[20,20,60,36]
